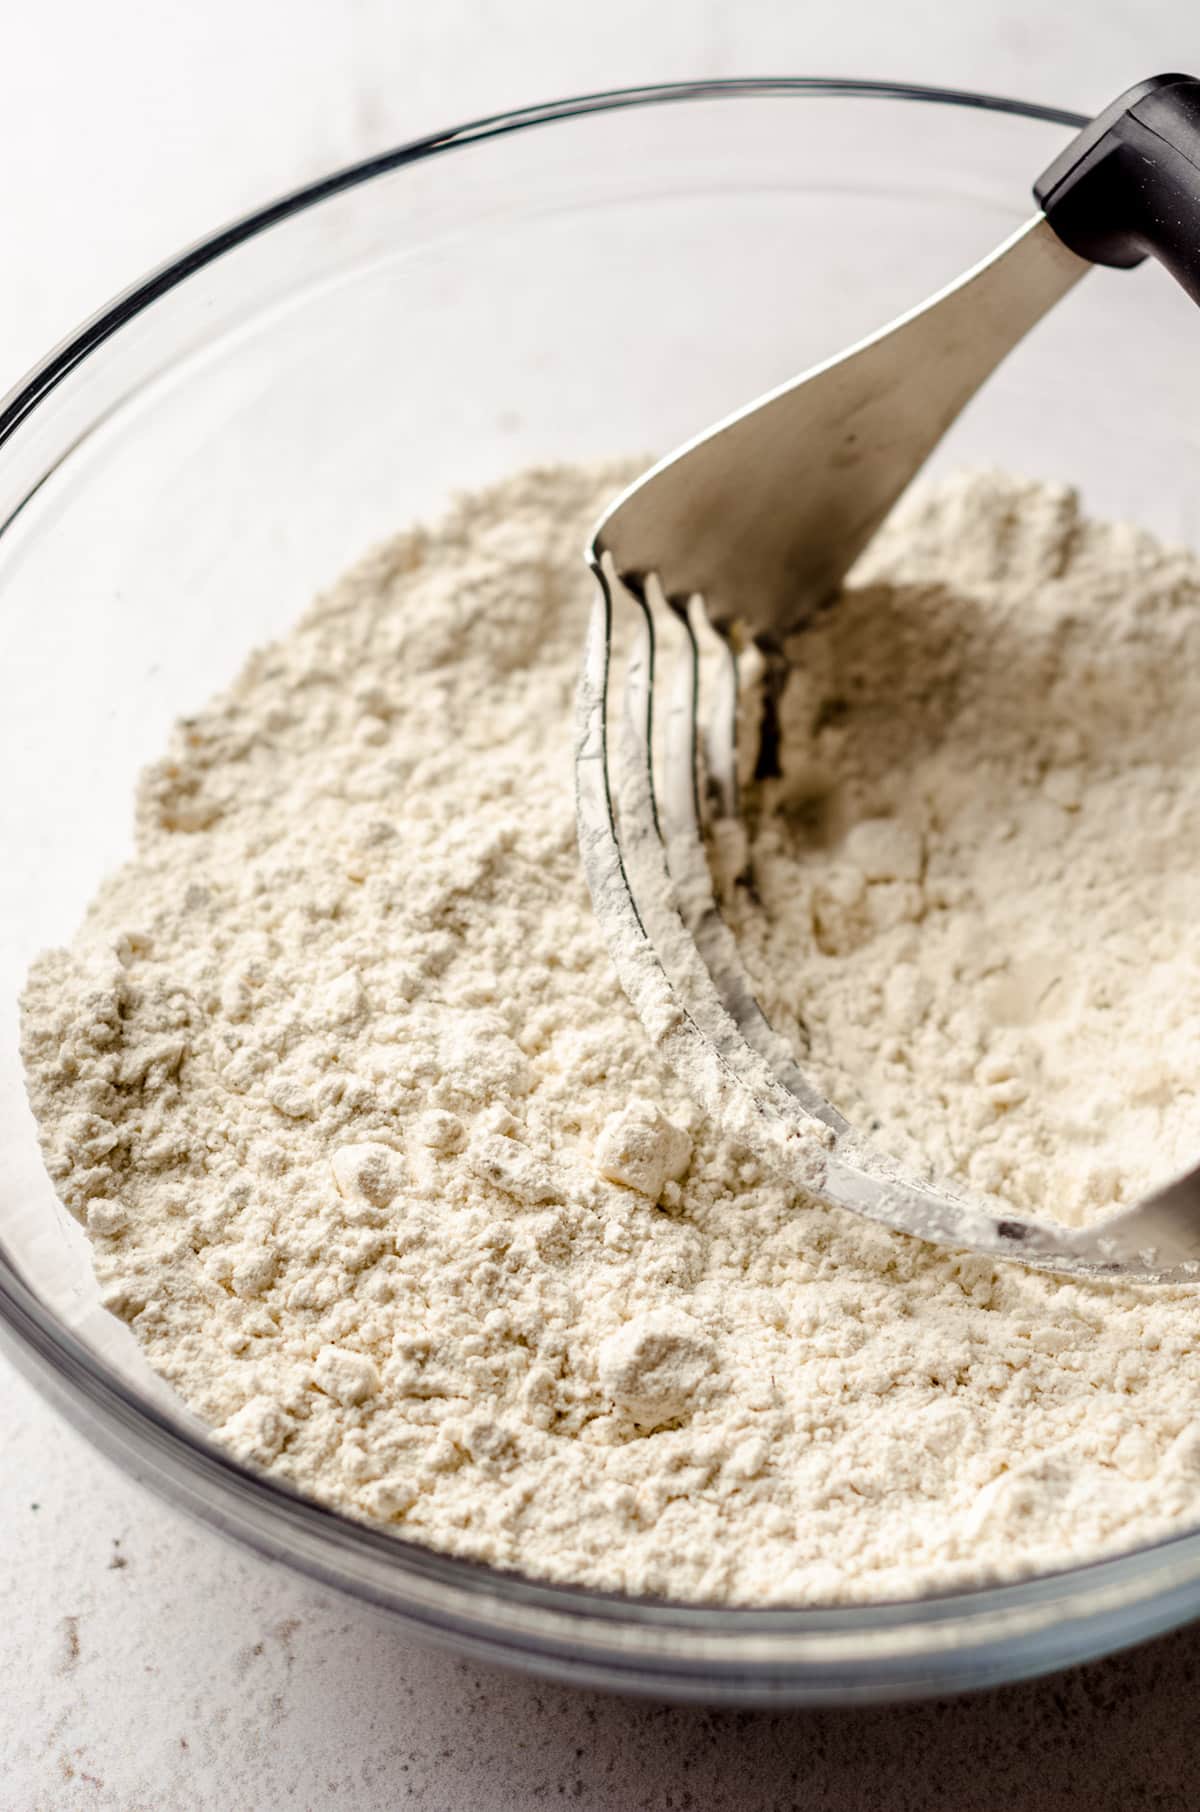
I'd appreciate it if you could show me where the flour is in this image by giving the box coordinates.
[725,470,1200,1221]
[19,463,1200,1607]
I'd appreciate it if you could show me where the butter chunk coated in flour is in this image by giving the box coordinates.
[19,464,1200,1606]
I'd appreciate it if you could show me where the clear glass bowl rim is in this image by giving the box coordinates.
[11,75,1200,1699]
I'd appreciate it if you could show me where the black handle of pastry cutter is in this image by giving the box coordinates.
[1036,73,1200,303]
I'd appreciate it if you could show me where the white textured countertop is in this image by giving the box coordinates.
[6,4,1200,1806]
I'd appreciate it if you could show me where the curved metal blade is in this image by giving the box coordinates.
[591,216,1087,637]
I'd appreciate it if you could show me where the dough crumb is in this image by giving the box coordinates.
[595,1100,692,1201]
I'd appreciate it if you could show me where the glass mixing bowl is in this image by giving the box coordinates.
[4,79,1200,1706]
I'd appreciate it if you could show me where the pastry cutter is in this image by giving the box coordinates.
[576,74,1200,1282]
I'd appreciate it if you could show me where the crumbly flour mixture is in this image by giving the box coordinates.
[20,464,1200,1606]
[725,471,1200,1218]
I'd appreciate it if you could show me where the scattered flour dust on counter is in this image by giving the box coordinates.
[19,463,1200,1607]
